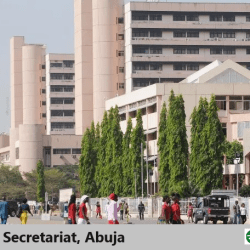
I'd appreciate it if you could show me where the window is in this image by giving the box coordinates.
[223,32,235,38]
[42,64,46,69]
[64,98,74,104]
[223,48,235,54]
[120,113,126,121]
[63,60,74,68]
[247,49,250,54]
[133,63,149,71]
[132,30,148,37]
[173,31,186,37]
[150,14,162,21]
[51,63,62,68]
[51,122,75,130]
[16,148,19,159]
[229,96,243,111]
[118,17,124,24]
[173,14,185,21]
[64,110,74,116]
[210,15,222,22]
[187,48,199,54]
[186,15,199,21]
[53,148,71,154]
[133,47,149,54]
[150,47,162,54]
[247,16,250,22]
[132,13,148,20]
[238,121,250,138]
[173,64,186,70]
[42,89,46,94]
[51,110,63,117]
[150,64,162,71]
[42,101,46,106]
[42,77,46,82]
[215,96,226,110]
[210,32,222,38]
[118,51,124,56]
[51,73,63,80]
[210,48,222,54]
[246,33,250,38]
[187,31,199,38]
[222,123,227,136]
[150,31,162,37]
[118,34,124,40]
[42,113,46,118]
[223,15,235,22]
[117,67,124,74]
[51,98,64,104]
[187,64,199,71]
[51,86,63,92]
[64,73,74,80]
[72,149,81,154]
[64,86,74,92]
[119,83,124,89]
[244,96,250,110]
[173,48,186,54]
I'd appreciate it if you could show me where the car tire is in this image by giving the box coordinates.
[213,220,217,224]
[203,215,208,224]
[194,215,198,224]
[10,210,16,217]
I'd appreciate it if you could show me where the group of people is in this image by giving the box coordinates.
[0,197,33,225]
[233,200,247,224]
[67,193,133,225]
[160,193,183,224]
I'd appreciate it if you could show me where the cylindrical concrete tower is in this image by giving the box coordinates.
[19,44,46,173]
[92,0,124,123]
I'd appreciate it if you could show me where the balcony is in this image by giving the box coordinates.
[49,92,75,98]
[50,104,75,110]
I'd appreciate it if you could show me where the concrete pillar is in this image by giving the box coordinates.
[229,175,233,190]
[147,198,153,218]
[245,174,250,185]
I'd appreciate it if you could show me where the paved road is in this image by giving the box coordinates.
[5,214,238,225]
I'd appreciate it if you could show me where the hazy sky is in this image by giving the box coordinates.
[0,0,250,133]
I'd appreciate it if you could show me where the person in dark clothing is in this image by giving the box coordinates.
[20,198,33,224]
[138,201,145,220]
[43,203,51,214]
[120,202,124,220]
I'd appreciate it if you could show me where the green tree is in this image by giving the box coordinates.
[167,91,189,197]
[37,160,46,202]
[0,165,26,199]
[189,97,208,190]
[224,140,243,164]
[158,102,170,195]
[198,95,225,195]
[122,117,133,196]
[79,128,96,196]
[131,109,146,197]
[95,111,109,197]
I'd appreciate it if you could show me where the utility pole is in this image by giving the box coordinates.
[154,140,156,194]
[146,141,149,197]
[141,142,143,199]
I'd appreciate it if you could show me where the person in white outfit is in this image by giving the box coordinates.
[107,193,121,224]
[240,203,247,224]
[105,201,109,219]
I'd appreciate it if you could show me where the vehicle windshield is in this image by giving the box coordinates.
[208,197,229,208]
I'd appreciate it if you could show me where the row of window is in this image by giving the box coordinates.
[133,46,238,55]
[53,148,81,155]
[50,60,74,68]
[133,78,181,88]
[133,63,199,71]
[51,98,74,105]
[132,29,250,38]
[50,85,74,92]
[216,96,250,111]
[51,110,74,117]
[132,13,248,22]
[51,122,75,130]
[50,73,75,80]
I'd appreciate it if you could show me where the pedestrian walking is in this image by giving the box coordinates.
[68,194,76,224]
[233,200,241,224]
[96,202,101,218]
[120,202,124,220]
[171,193,182,224]
[19,198,33,225]
[240,203,247,224]
[0,197,9,224]
[138,201,145,220]
[107,193,121,224]
[78,195,90,225]
[105,201,109,219]
[187,202,194,223]
[159,195,171,224]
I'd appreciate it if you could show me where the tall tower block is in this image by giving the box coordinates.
[92,0,124,123]
[74,0,93,135]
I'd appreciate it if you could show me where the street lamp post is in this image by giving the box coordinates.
[146,141,149,197]
[234,152,241,198]
[141,143,143,199]
[134,169,137,198]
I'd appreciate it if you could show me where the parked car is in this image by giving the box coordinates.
[193,195,230,224]
[0,200,19,217]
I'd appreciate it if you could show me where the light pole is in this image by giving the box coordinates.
[134,169,137,198]
[153,140,156,194]
[141,142,143,199]
[146,141,149,197]
[234,152,241,198]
